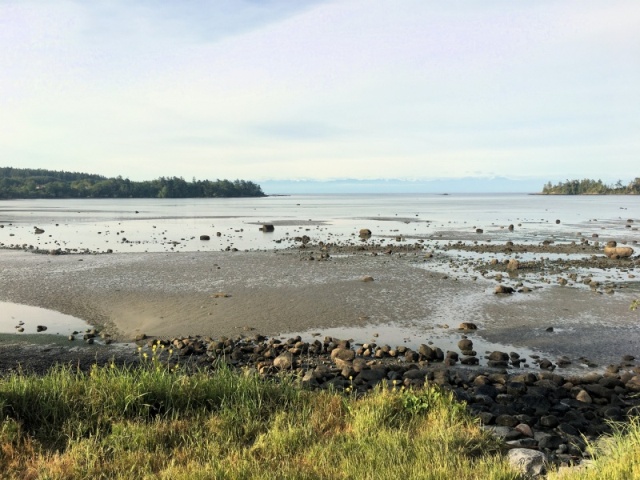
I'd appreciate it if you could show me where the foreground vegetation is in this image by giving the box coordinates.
[541,177,640,195]
[0,167,265,199]
[1,359,639,479]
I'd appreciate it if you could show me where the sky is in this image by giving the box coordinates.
[1,0,639,192]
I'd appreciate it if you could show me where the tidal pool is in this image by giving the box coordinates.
[0,301,92,335]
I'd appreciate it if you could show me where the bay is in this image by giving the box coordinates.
[1,193,637,253]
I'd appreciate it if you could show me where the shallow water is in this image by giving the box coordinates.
[0,301,92,335]
[1,194,638,253]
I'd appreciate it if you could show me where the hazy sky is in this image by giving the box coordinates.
[1,0,639,185]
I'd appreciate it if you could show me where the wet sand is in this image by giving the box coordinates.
[1,245,638,370]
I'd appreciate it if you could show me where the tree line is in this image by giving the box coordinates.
[541,178,640,195]
[0,167,265,199]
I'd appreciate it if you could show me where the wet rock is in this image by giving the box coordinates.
[199,235,210,240]
[261,224,275,232]
[461,356,479,366]
[458,322,478,331]
[488,351,509,362]
[495,285,515,294]
[418,344,435,361]
[539,359,555,370]
[359,229,372,237]
[36,325,47,332]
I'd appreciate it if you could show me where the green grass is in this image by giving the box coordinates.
[547,417,640,480]
[4,355,640,480]
[0,352,522,479]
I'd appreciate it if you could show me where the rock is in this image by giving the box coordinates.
[604,245,634,258]
[538,359,554,370]
[361,275,375,282]
[34,227,45,234]
[507,449,547,477]
[539,415,559,428]
[488,351,509,362]
[476,228,484,234]
[359,229,372,237]
[134,333,147,342]
[575,390,593,403]
[36,325,47,332]
[495,285,515,294]
[355,367,388,384]
[460,356,479,366]
[418,344,435,361]
[496,414,518,427]
[273,352,294,370]
[199,235,210,240]
[458,322,478,331]
[331,348,356,363]
[506,259,519,271]
[515,423,534,438]
[458,339,473,351]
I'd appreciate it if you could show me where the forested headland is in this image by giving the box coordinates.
[541,178,640,195]
[0,167,265,199]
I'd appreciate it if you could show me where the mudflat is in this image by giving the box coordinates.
[1,243,638,370]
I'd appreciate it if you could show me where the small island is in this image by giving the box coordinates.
[0,167,265,199]
[541,177,640,195]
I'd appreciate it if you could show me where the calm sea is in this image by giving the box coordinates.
[0,194,638,253]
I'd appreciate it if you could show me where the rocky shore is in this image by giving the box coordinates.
[1,234,639,475]
[147,330,640,471]
[3,325,640,473]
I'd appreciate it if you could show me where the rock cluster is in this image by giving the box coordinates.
[139,332,640,470]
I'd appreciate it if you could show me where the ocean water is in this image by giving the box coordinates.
[1,194,638,253]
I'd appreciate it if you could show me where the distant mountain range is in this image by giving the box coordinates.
[260,177,546,195]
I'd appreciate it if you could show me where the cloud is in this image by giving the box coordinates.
[0,0,638,183]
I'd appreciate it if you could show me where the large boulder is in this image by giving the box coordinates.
[507,449,547,477]
[604,242,634,258]
[359,228,372,237]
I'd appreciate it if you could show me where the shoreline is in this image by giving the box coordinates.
[1,241,638,372]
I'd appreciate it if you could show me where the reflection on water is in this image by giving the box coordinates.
[284,324,601,375]
[0,194,638,253]
[0,302,92,335]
